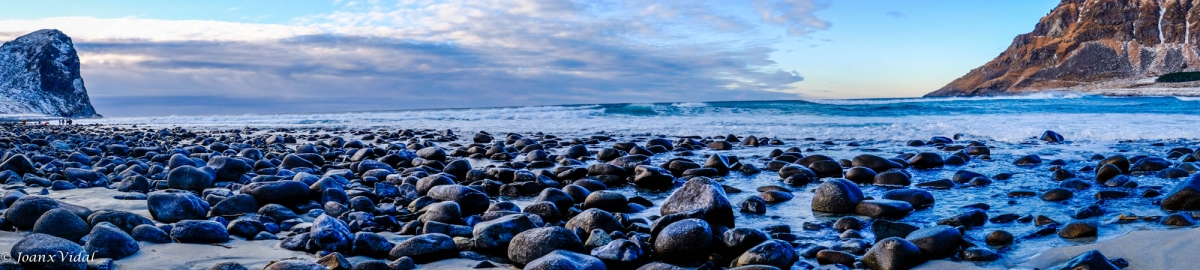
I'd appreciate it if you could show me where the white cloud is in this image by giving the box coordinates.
[0,0,831,116]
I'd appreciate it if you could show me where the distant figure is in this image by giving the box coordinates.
[67,119,72,125]
[21,120,26,125]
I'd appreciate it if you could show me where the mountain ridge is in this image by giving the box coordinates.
[928,0,1200,97]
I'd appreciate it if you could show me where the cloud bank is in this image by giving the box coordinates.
[0,0,830,116]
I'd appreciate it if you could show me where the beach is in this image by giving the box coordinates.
[0,95,1197,269]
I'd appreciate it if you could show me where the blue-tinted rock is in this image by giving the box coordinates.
[147,192,209,223]
[131,224,172,243]
[5,195,60,230]
[170,220,229,243]
[10,233,86,270]
[84,223,139,259]
[309,215,353,252]
[32,208,89,241]
[387,233,456,263]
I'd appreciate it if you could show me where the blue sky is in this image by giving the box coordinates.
[0,0,1060,116]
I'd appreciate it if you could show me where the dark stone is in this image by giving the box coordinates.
[427,184,490,216]
[722,228,769,257]
[1014,155,1042,166]
[854,199,913,219]
[147,192,209,223]
[851,155,904,173]
[507,227,585,265]
[862,237,925,270]
[1041,188,1074,202]
[11,233,87,270]
[660,177,734,228]
[388,233,456,263]
[816,250,856,267]
[524,250,605,270]
[730,239,797,269]
[906,152,944,169]
[167,166,215,191]
[1048,250,1119,270]
[986,230,1013,245]
[208,194,258,217]
[1162,173,1200,210]
[1040,130,1064,143]
[873,170,911,187]
[1161,213,1195,226]
[472,214,536,252]
[352,232,394,258]
[871,220,918,242]
[653,218,712,261]
[565,208,623,236]
[239,181,311,205]
[5,196,60,230]
[170,220,229,243]
[937,209,987,228]
[811,179,864,214]
[881,189,935,208]
[844,167,877,184]
[32,208,89,241]
[263,260,325,270]
[1098,156,1130,173]
[84,223,139,259]
[310,214,353,252]
[905,225,962,259]
[226,220,266,239]
[131,224,172,243]
[582,191,629,213]
[1057,221,1098,239]
[960,247,1000,262]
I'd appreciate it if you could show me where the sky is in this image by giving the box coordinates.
[0,0,1061,116]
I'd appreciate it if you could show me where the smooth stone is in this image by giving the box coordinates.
[653,218,712,261]
[904,225,963,259]
[811,179,864,214]
[170,220,230,243]
[507,227,584,265]
[387,233,457,263]
[862,237,925,270]
[1057,221,1098,239]
[730,239,798,269]
[84,223,140,259]
[5,196,61,230]
[660,177,734,228]
[147,192,209,223]
[32,208,90,241]
[11,233,87,270]
[524,250,605,270]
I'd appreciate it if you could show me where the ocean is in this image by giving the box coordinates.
[81,93,1200,143]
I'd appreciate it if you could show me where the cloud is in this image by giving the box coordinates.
[751,0,831,36]
[0,0,830,116]
[886,11,905,18]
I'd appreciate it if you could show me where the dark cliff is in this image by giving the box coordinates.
[0,29,99,117]
[928,0,1200,97]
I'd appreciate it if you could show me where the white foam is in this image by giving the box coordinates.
[803,92,1089,105]
[78,105,1200,143]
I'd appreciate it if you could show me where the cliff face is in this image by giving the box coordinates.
[928,0,1200,97]
[0,29,99,117]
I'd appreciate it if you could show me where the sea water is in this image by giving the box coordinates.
[80,93,1200,143]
